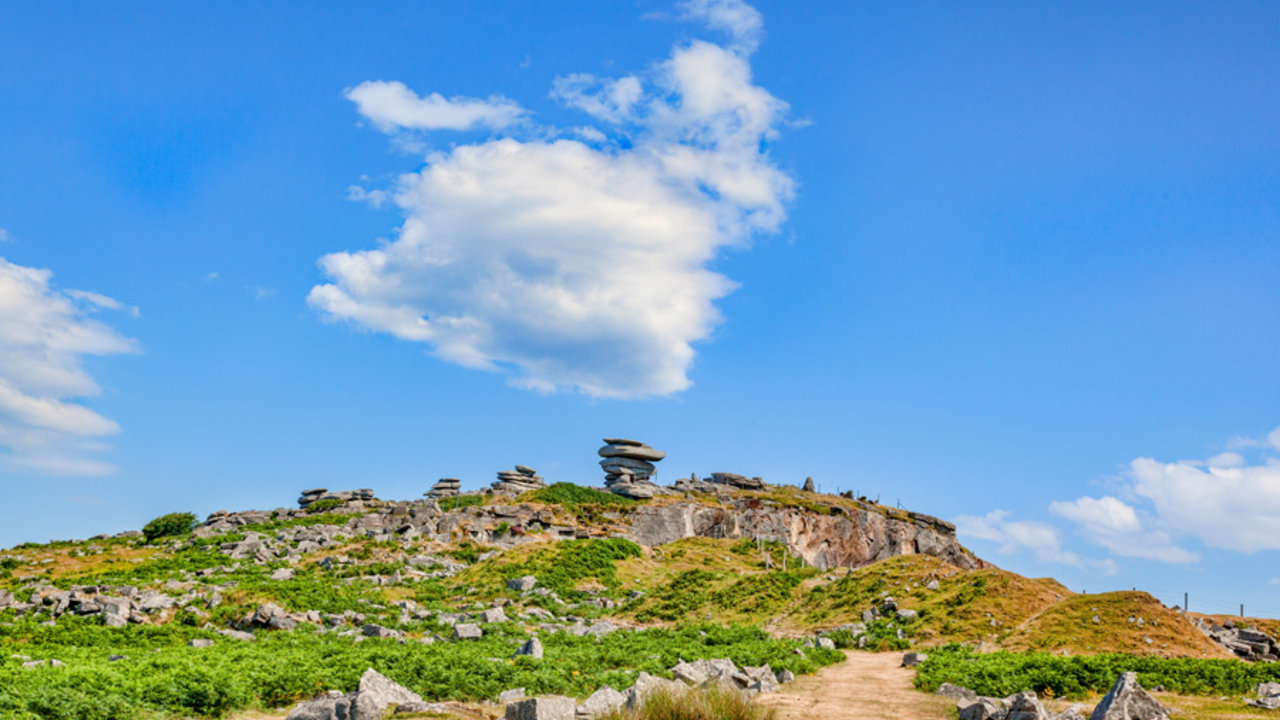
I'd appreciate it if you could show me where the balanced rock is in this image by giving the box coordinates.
[492,466,545,495]
[599,438,665,498]
[426,478,462,499]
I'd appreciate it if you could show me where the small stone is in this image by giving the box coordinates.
[901,652,928,667]
[454,623,483,641]
[515,636,543,659]
[188,639,215,648]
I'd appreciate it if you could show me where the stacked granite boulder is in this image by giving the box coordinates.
[599,438,665,499]
[297,488,375,509]
[425,478,462,499]
[491,466,545,495]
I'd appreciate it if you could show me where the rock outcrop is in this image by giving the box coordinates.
[600,438,666,499]
[1193,617,1279,661]
[493,467,546,495]
[425,478,461,499]
[626,497,984,571]
[298,488,375,509]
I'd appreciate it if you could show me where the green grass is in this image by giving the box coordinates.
[526,483,638,509]
[915,644,1280,699]
[494,538,643,597]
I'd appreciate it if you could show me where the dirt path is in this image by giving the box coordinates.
[758,651,952,720]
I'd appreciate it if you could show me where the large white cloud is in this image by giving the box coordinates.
[1055,426,1280,559]
[955,509,1087,568]
[310,0,793,398]
[0,257,138,475]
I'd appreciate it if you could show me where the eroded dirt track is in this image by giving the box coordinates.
[758,651,952,720]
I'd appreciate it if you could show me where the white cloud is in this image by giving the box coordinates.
[551,74,644,123]
[0,257,138,475]
[0,228,10,243]
[679,0,764,52]
[1050,495,1198,563]
[346,185,389,209]
[1055,425,1280,558]
[311,2,794,398]
[345,80,525,132]
[955,510,1085,568]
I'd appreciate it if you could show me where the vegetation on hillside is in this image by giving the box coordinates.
[916,644,1280,699]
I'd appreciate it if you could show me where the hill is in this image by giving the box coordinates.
[0,476,1272,719]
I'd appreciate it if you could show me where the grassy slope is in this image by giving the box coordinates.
[1003,591,1231,658]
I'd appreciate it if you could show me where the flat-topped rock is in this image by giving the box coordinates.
[598,444,665,462]
[602,438,644,447]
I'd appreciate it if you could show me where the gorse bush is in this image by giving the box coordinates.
[141,513,197,542]
[597,685,777,720]
[916,644,1280,699]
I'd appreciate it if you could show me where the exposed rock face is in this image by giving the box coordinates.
[1088,672,1169,720]
[626,497,984,571]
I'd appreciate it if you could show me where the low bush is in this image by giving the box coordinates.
[916,644,1280,699]
[141,513,197,542]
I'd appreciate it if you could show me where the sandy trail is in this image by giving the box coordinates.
[758,651,953,720]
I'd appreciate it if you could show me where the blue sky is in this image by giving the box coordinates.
[1,0,1279,617]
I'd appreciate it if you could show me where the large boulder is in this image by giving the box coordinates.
[505,695,577,720]
[1089,673,1169,720]
[357,669,422,710]
[578,686,627,718]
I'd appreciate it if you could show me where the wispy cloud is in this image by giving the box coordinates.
[0,257,139,475]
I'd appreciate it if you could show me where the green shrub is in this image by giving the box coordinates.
[141,513,197,542]
[915,644,1280,699]
[304,498,343,514]
[527,483,637,509]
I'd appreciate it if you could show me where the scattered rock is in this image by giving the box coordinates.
[188,639,215,648]
[454,623,483,641]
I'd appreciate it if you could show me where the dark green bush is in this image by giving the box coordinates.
[141,513,197,542]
